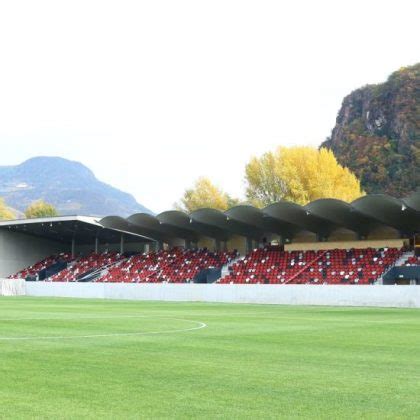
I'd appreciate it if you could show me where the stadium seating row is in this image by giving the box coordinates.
[99,248,237,283]
[49,252,124,282]
[218,246,402,285]
[9,246,404,285]
[9,252,72,279]
[9,248,237,283]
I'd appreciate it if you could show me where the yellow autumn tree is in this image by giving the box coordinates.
[176,177,239,212]
[0,198,15,220]
[245,146,364,206]
[24,200,58,219]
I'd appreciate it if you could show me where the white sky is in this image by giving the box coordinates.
[0,0,418,212]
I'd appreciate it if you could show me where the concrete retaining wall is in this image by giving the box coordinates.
[24,282,420,308]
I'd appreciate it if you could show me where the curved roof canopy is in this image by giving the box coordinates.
[0,216,154,244]
[157,211,200,241]
[305,199,379,235]
[189,209,231,240]
[100,216,157,241]
[352,194,420,233]
[95,191,420,243]
[127,213,188,242]
[263,201,336,236]
[226,205,302,239]
[403,190,420,212]
[2,192,418,245]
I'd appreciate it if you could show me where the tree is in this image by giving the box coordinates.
[25,200,58,218]
[176,177,239,212]
[0,198,15,220]
[245,146,364,207]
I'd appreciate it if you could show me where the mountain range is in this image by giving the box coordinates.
[0,157,152,217]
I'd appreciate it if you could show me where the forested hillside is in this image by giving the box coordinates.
[322,63,419,196]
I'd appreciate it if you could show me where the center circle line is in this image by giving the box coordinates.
[0,317,207,341]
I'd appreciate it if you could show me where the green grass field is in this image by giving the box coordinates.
[0,297,419,419]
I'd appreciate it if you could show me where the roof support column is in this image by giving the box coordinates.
[316,233,328,242]
[95,237,99,253]
[357,232,366,241]
[185,240,191,250]
[215,239,221,252]
[144,243,150,254]
[246,237,253,254]
[120,234,125,254]
[71,238,76,258]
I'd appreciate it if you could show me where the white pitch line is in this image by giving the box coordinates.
[0,315,169,321]
[0,318,207,341]
[0,312,412,323]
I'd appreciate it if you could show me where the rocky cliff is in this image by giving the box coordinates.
[322,63,420,196]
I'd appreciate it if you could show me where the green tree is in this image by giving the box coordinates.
[0,198,15,220]
[245,146,364,207]
[25,200,58,218]
[176,177,239,212]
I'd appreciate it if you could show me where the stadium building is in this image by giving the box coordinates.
[0,192,419,305]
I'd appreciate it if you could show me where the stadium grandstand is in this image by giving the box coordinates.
[1,191,419,286]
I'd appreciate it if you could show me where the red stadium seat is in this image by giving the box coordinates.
[49,252,124,282]
[9,246,402,285]
[219,246,402,285]
[98,248,237,283]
